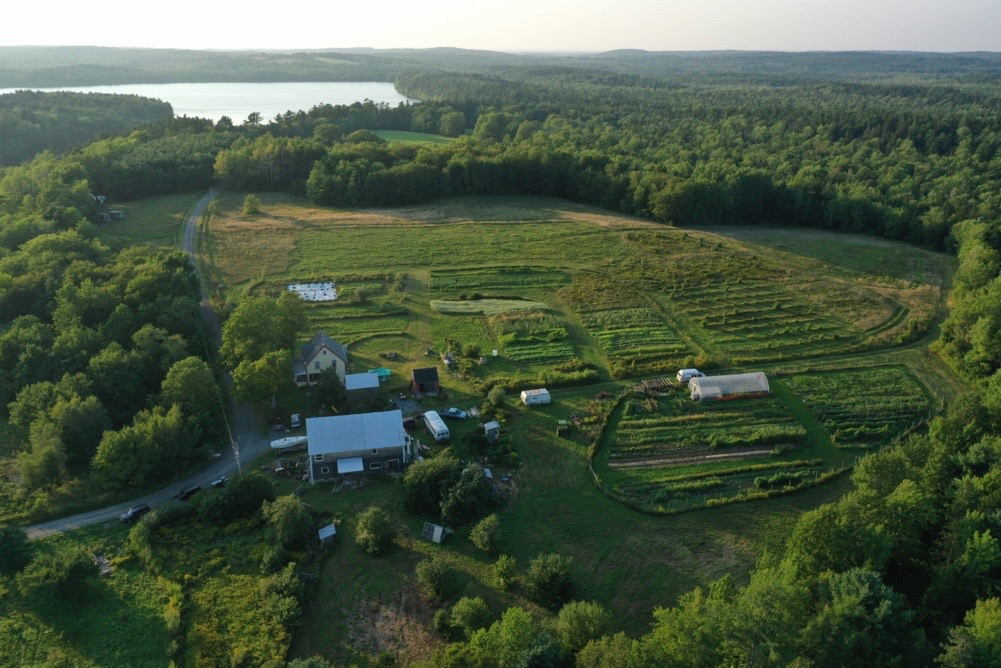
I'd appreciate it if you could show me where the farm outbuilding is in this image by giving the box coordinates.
[411,367,441,395]
[689,372,770,402]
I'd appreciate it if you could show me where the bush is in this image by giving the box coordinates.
[355,506,396,555]
[198,472,276,525]
[450,596,492,638]
[554,600,611,653]
[440,470,495,528]
[242,194,261,215]
[470,514,501,554]
[526,553,575,610]
[16,547,98,600]
[415,557,458,602]
[0,525,32,575]
[401,455,461,516]
[263,496,313,551]
[494,554,517,589]
[487,385,506,407]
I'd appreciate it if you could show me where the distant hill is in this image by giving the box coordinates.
[4,46,999,89]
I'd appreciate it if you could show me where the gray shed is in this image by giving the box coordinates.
[483,420,501,442]
[318,523,337,545]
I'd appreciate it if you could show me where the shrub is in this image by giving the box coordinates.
[415,557,458,602]
[554,600,611,653]
[198,472,276,525]
[450,596,492,638]
[355,506,396,555]
[401,455,461,516]
[242,194,261,215]
[0,525,32,575]
[470,514,501,554]
[526,553,575,610]
[263,496,313,551]
[16,547,98,600]
[495,554,517,589]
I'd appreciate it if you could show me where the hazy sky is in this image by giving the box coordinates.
[6,0,1000,52]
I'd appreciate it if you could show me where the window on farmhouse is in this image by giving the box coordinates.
[314,454,323,462]
[320,467,329,474]
[369,462,383,470]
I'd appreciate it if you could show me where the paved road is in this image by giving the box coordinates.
[27,192,273,540]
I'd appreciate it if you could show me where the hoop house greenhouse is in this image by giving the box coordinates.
[689,372,770,402]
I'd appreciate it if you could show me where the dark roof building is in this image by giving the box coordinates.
[411,367,441,395]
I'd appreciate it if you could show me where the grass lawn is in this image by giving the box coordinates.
[371,130,455,145]
[93,192,199,250]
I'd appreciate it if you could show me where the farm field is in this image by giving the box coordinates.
[92,193,195,250]
[783,367,932,448]
[15,193,964,665]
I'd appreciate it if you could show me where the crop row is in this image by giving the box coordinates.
[609,397,806,459]
[577,308,689,358]
[430,267,568,293]
[784,368,930,448]
[613,460,824,506]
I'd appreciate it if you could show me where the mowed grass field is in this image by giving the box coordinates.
[115,191,964,662]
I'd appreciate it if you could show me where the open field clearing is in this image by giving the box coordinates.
[93,193,194,250]
[371,130,455,145]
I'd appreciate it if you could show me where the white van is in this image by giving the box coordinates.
[423,410,450,442]
[676,368,705,383]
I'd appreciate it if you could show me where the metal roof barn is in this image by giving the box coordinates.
[689,372,770,402]
[306,410,407,457]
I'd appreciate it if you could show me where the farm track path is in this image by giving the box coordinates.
[27,191,274,540]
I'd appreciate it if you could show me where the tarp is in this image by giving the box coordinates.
[367,367,392,377]
[337,457,364,474]
[345,373,380,391]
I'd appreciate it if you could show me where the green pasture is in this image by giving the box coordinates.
[92,193,195,250]
[371,130,455,145]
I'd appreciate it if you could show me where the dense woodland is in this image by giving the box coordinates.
[0,90,173,166]
[0,49,1000,665]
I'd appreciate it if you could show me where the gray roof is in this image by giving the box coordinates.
[300,332,347,365]
[345,373,381,391]
[306,410,406,457]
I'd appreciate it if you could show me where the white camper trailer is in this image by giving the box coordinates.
[520,388,551,406]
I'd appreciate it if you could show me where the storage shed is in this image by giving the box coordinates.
[411,367,441,396]
[483,420,501,442]
[318,523,337,545]
[689,372,770,402]
[520,388,551,406]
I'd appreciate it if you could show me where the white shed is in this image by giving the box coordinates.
[520,388,551,406]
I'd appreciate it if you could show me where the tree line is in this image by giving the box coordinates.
[0,90,173,166]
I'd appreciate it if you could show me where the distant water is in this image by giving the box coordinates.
[0,81,416,123]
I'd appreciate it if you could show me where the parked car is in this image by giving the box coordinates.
[172,486,201,502]
[290,413,302,429]
[441,407,468,420]
[210,476,228,489]
[120,503,151,523]
[676,368,705,383]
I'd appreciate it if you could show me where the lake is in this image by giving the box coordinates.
[0,81,417,123]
